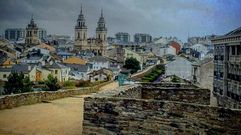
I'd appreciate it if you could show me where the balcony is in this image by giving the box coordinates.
[229,56,241,64]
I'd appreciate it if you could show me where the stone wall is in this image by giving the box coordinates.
[83,83,241,135]
[141,87,210,105]
[115,83,210,105]
[114,86,142,99]
[83,97,241,135]
[0,81,113,110]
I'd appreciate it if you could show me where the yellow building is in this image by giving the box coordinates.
[43,63,70,82]
[1,58,15,68]
[0,63,69,82]
[0,68,11,81]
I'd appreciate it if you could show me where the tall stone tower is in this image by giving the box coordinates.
[25,16,40,47]
[74,5,88,51]
[96,9,107,55]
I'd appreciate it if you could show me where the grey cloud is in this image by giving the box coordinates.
[0,0,241,41]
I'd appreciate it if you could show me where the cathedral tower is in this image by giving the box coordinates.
[96,9,107,55]
[25,16,40,47]
[74,5,88,51]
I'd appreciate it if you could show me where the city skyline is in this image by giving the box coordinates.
[0,0,241,41]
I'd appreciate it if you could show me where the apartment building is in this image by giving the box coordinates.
[211,27,241,109]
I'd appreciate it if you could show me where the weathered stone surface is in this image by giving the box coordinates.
[141,87,210,105]
[83,83,241,135]
[84,97,241,135]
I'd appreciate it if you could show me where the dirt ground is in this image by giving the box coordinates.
[0,81,118,135]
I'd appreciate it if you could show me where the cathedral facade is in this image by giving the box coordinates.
[74,6,107,56]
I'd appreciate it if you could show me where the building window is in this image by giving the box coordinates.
[3,74,7,78]
[232,46,235,55]
[214,55,218,60]
[237,45,241,55]
[227,91,230,97]
[220,72,223,78]
[55,70,58,74]
[219,89,223,95]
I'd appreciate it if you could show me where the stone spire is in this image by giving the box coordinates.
[30,14,34,24]
[96,8,107,31]
[76,4,87,29]
[80,4,82,14]
[28,14,37,28]
[101,8,103,17]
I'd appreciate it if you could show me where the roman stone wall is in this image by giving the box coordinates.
[114,83,210,105]
[114,86,142,99]
[83,97,241,135]
[141,87,210,105]
[83,83,241,135]
[0,81,113,110]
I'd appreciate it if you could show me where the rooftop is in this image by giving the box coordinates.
[63,57,87,65]
[64,63,89,72]
[36,43,56,52]
[225,27,241,36]
[88,56,108,62]
[11,64,34,74]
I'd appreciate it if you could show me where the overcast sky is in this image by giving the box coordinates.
[0,0,241,42]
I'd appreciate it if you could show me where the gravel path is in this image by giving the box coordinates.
[0,81,119,135]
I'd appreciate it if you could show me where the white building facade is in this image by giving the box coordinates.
[165,57,193,80]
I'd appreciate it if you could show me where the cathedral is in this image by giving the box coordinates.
[74,6,107,56]
[25,16,40,47]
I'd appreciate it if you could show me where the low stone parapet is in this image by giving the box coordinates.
[0,81,113,110]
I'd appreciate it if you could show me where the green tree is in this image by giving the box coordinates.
[123,57,141,74]
[44,74,60,91]
[4,72,33,94]
[171,75,180,83]
[22,77,33,93]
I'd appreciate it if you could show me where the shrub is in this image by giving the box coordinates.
[141,64,165,82]
[63,81,76,89]
[4,72,33,94]
[171,75,180,83]
[44,74,61,91]
[75,80,92,87]
[123,57,141,74]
